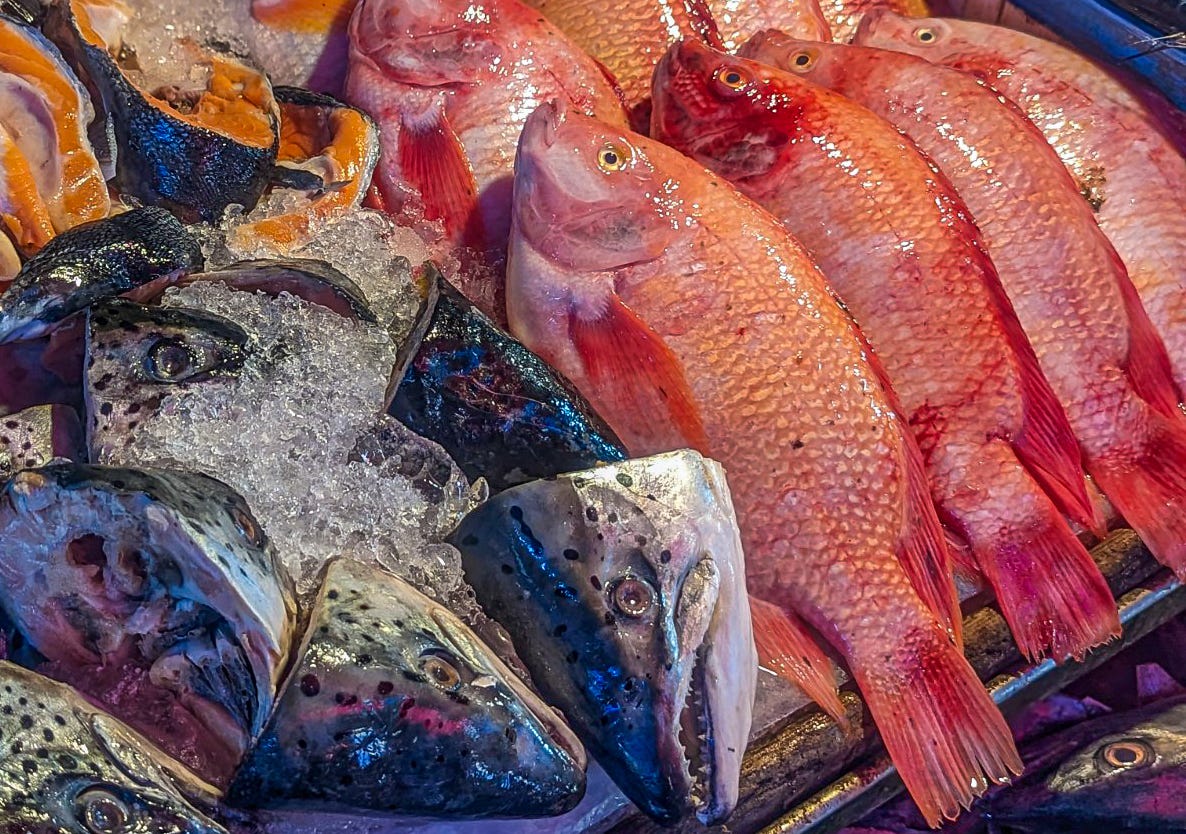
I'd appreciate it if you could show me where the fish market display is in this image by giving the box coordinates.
[230,557,587,817]
[0,463,299,784]
[650,39,1117,663]
[0,660,229,834]
[451,450,757,824]
[343,0,627,265]
[387,268,627,491]
[506,101,1020,825]
[0,12,107,258]
[854,11,1186,578]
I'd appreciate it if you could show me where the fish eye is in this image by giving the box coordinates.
[713,64,751,95]
[915,27,937,43]
[76,787,131,833]
[790,50,816,71]
[609,576,656,618]
[144,338,213,383]
[420,649,463,691]
[597,143,631,173]
[230,504,265,548]
[1099,739,1154,770]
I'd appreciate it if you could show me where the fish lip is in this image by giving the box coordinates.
[678,640,716,820]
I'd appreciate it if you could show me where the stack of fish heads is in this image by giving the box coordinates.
[0,462,299,785]
[387,267,627,492]
[41,0,280,222]
[0,660,229,834]
[450,449,758,824]
[983,695,1186,833]
[229,556,588,818]
[0,4,108,279]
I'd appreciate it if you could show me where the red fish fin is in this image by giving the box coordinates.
[976,263,1104,533]
[1089,405,1186,575]
[970,501,1118,663]
[682,0,726,50]
[591,57,630,113]
[397,101,483,248]
[568,294,710,455]
[851,629,1022,828]
[250,0,356,33]
[1115,259,1184,418]
[861,341,961,646]
[749,596,847,727]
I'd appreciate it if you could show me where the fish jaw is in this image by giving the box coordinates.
[450,450,757,823]
[230,557,587,818]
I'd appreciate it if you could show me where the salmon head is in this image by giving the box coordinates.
[450,450,758,824]
[650,38,824,184]
[348,0,503,87]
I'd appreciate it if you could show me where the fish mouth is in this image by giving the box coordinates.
[677,640,716,818]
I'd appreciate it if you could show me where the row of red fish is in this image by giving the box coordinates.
[252,0,1186,826]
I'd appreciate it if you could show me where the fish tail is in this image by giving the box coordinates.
[1089,404,1186,575]
[748,596,848,727]
[851,627,1021,828]
[969,502,1118,663]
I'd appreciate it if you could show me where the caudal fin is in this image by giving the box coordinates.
[970,505,1119,663]
[749,596,847,726]
[852,628,1022,828]
[1089,406,1186,575]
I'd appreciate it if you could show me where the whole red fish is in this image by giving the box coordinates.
[857,12,1186,576]
[650,39,1119,665]
[344,0,627,260]
[507,100,1020,827]
[522,0,830,130]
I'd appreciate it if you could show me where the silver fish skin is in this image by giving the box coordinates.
[450,449,757,825]
[230,556,587,818]
[0,660,228,834]
[0,463,298,784]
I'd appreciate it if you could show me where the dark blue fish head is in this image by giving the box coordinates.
[450,450,757,825]
[985,696,1186,832]
[230,557,587,818]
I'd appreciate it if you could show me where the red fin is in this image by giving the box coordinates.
[970,500,1118,663]
[1089,404,1186,575]
[861,339,962,646]
[749,596,847,727]
[397,100,483,248]
[569,294,710,455]
[591,56,630,113]
[682,0,726,50]
[851,627,1022,828]
[978,262,1104,534]
[1114,255,1184,417]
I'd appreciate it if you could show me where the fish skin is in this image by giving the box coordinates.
[229,556,587,818]
[855,12,1186,405]
[0,660,228,834]
[984,696,1186,833]
[450,450,757,825]
[387,267,627,492]
[651,39,1117,664]
[856,11,1186,577]
[84,299,252,455]
[524,0,830,130]
[816,0,927,42]
[0,207,204,344]
[0,403,85,476]
[343,0,627,262]
[0,463,298,785]
[506,101,1019,826]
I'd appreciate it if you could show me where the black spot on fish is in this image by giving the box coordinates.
[377,681,394,696]
[18,715,31,729]
[99,402,113,416]
[509,506,523,521]
[586,507,599,522]
[563,548,580,560]
[299,674,320,697]
[41,729,52,743]
[590,575,602,590]
[616,473,633,487]
[356,653,373,665]
[501,564,513,574]
[554,624,567,637]
[22,759,36,774]
[660,550,672,564]
[327,589,339,600]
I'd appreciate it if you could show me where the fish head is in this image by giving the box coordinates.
[0,661,227,833]
[739,29,846,86]
[851,11,961,61]
[512,100,680,274]
[985,699,1186,833]
[348,0,502,87]
[85,299,251,454]
[230,557,586,817]
[451,450,758,824]
[651,39,804,183]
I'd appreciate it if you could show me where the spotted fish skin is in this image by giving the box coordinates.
[388,268,626,492]
[0,463,297,785]
[0,208,204,344]
[0,660,227,834]
[230,556,587,818]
